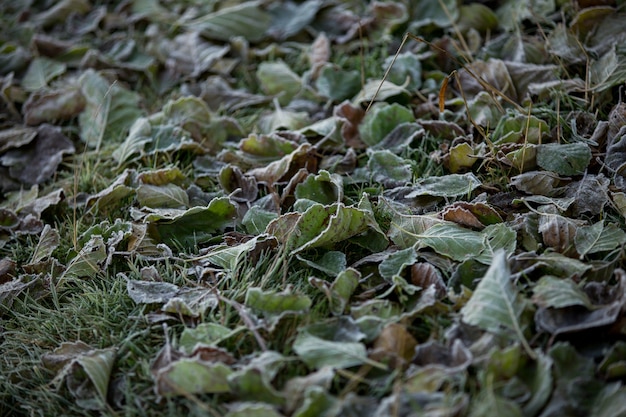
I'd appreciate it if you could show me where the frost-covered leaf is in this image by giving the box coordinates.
[536,143,591,175]
[78,70,143,148]
[359,103,414,146]
[183,1,272,42]
[145,197,237,248]
[297,251,346,277]
[257,61,302,105]
[532,275,594,309]
[353,79,410,105]
[405,173,482,198]
[137,184,189,209]
[62,236,107,280]
[42,342,116,410]
[200,235,278,271]
[367,150,413,188]
[293,323,369,369]
[575,221,626,257]
[461,250,533,355]
[310,268,360,316]
[155,358,232,396]
[21,57,66,91]
[23,87,86,125]
[268,202,384,255]
[0,124,74,186]
[126,279,179,304]
[315,65,361,102]
[294,170,343,205]
[29,224,60,264]
[245,287,311,317]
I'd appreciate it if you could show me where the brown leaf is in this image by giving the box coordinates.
[538,211,580,256]
[0,124,74,188]
[23,87,86,126]
[442,205,485,229]
[411,262,446,298]
[371,323,417,367]
[309,32,330,80]
[334,101,366,149]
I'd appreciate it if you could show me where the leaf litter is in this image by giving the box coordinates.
[3,0,626,415]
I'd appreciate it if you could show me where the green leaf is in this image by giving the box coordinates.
[359,103,414,146]
[575,221,626,257]
[62,236,107,280]
[136,184,189,209]
[519,351,553,416]
[146,197,237,248]
[245,287,312,316]
[536,143,591,175]
[21,57,66,91]
[200,235,278,271]
[257,61,302,105]
[379,247,417,281]
[388,213,445,249]
[297,251,346,277]
[310,268,360,316]
[461,250,534,357]
[78,70,143,148]
[243,206,279,235]
[384,52,422,91]
[269,202,381,255]
[293,331,368,370]
[353,79,410,105]
[367,150,413,187]
[228,368,285,406]
[292,317,382,370]
[75,348,116,407]
[29,224,60,264]
[295,170,343,205]
[315,65,361,102]
[224,402,284,417]
[493,114,549,145]
[179,323,241,352]
[406,173,482,198]
[183,1,272,42]
[532,275,595,309]
[156,359,233,396]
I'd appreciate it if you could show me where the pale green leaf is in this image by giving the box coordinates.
[78,70,143,148]
[293,332,368,370]
[532,275,594,309]
[359,103,414,146]
[136,184,189,209]
[145,197,237,248]
[257,61,302,105]
[536,143,591,175]
[328,268,360,315]
[353,79,410,105]
[315,65,361,102]
[21,57,66,91]
[406,173,481,198]
[296,251,346,277]
[62,236,107,280]
[575,221,626,257]
[75,348,116,405]
[224,402,284,417]
[379,247,417,281]
[29,224,60,264]
[245,287,311,316]
[183,1,272,42]
[156,359,232,396]
[368,150,413,187]
[461,250,533,356]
